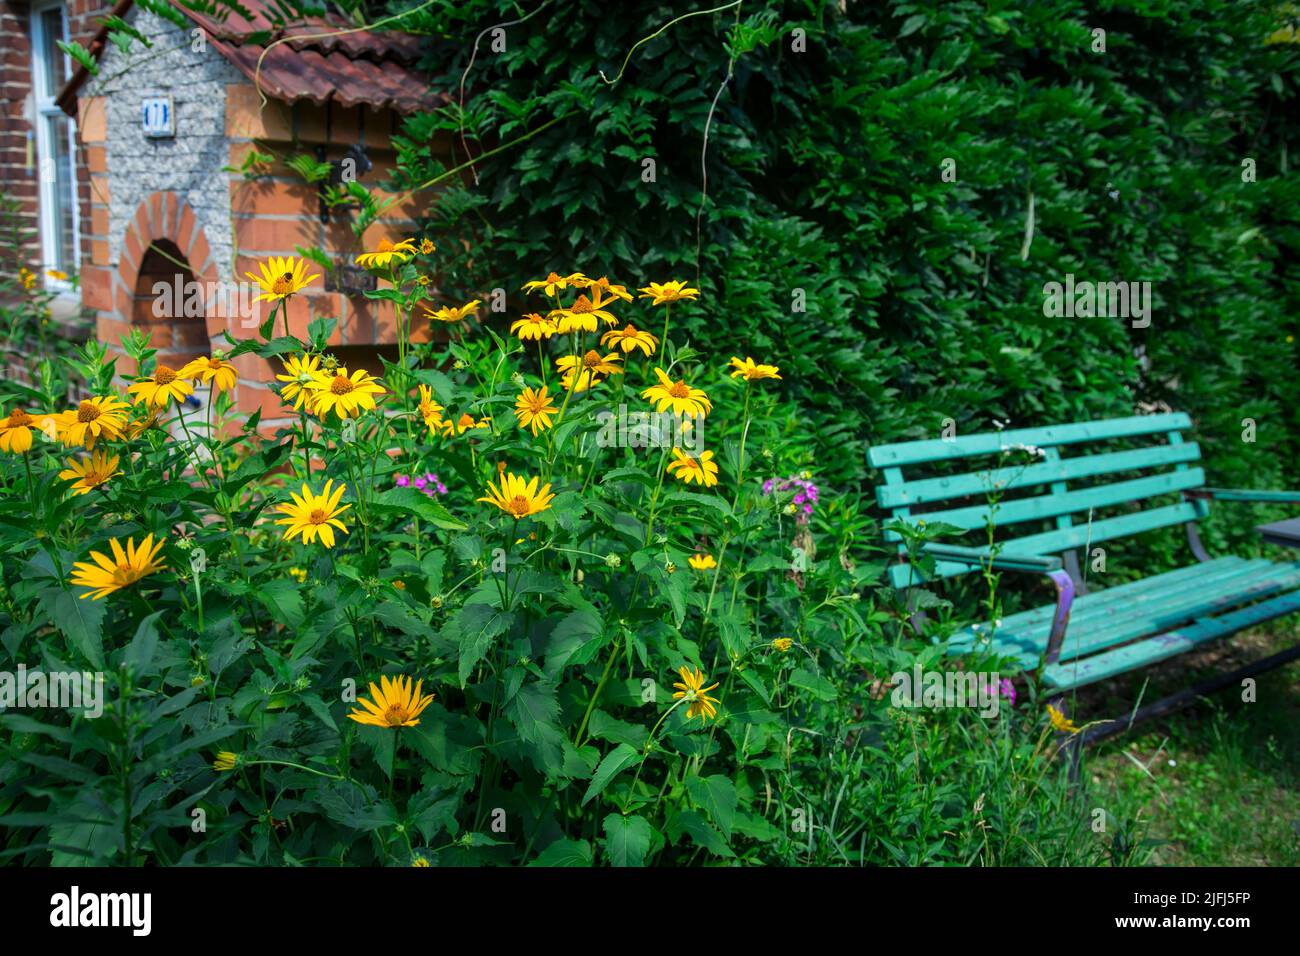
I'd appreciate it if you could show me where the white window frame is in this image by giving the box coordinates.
[30,0,81,294]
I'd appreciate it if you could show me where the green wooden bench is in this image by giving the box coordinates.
[867,412,1300,743]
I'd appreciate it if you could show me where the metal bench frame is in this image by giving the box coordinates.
[868,413,1300,744]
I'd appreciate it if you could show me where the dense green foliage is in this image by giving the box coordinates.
[394,0,1300,505]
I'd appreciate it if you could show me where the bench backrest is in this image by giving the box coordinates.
[867,413,1206,589]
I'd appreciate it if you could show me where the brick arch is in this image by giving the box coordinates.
[113,192,224,361]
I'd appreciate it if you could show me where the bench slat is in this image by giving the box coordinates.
[868,413,1192,468]
[886,502,1200,588]
[1042,588,1300,691]
[901,468,1204,532]
[876,442,1202,508]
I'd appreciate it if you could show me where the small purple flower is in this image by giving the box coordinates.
[395,474,411,488]
[414,476,428,490]
[999,678,1016,705]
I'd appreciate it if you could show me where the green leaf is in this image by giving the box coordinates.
[528,838,592,867]
[788,667,837,702]
[41,588,106,669]
[670,809,734,857]
[372,487,467,531]
[255,579,305,628]
[123,610,164,675]
[686,774,738,838]
[453,604,514,685]
[582,742,640,806]
[602,813,653,867]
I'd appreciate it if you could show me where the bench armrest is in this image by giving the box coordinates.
[918,543,1075,667]
[920,542,1063,573]
[1186,488,1300,504]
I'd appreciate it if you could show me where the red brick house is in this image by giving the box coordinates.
[6,0,447,430]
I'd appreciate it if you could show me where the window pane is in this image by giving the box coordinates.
[39,8,67,98]
[45,114,75,272]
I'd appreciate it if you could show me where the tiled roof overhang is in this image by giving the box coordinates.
[58,0,445,116]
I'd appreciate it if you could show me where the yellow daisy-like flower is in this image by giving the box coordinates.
[245,255,320,303]
[303,367,386,421]
[69,534,166,600]
[585,276,633,304]
[639,280,700,306]
[510,312,557,341]
[276,353,324,411]
[58,450,120,495]
[514,385,558,435]
[419,238,436,255]
[47,269,68,282]
[347,674,435,728]
[601,324,658,356]
[425,299,481,324]
[417,384,445,436]
[522,271,588,297]
[18,267,36,291]
[1046,704,1080,735]
[688,553,717,571]
[557,350,622,392]
[128,364,194,408]
[212,751,239,772]
[179,353,239,392]
[275,479,351,548]
[772,637,794,653]
[58,395,130,448]
[288,566,308,583]
[642,367,712,418]
[411,856,431,867]
[672,665,721,721]
[355,238,418,270]
[666,448,719,488]
[477,472,556,519]
[728,356,781,381]
[551,294,618,334]
[0,407,40,453]
[440,411,491,437]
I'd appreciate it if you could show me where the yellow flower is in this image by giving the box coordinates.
[18,267,36,291]
[425,299,481,324]
[514,385,558,435]
[551,294,618,333]
[179,353,238,392]
[58,450,120,495]
[672,665,721,721]
[212,751,239,772]
[557,350,622,392]
[585,276,633,304]
[522,271,588,297]
[419,238,436,255]
[772,637,794,653]
[440,411,491,436]
[418,384,445,436]
[276,353,324,411]
[601,324,658,356]
[347,674,435,728]
[47,269,68,281]
[288,566,308,583]
[355,238,418,269]
[0,407,39,453]
[688,553,717,571]
[642,367,712,418]
[128,364,194,408]
[477,471,556,518]
[666,448,719,488]
[69,534,166,600]
[245,255,319,302]
[1046,704,1080,735]
[276,480,351,548]
[510,312,557,341]
[639,280,700,306]
[728,356,781,381]
[411,856,431,867]
[59,395,130,447]
[304,367,386,420]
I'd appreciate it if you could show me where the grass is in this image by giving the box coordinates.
[1084,624,1300,866]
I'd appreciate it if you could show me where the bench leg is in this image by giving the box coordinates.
[1078,642,1300,746]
